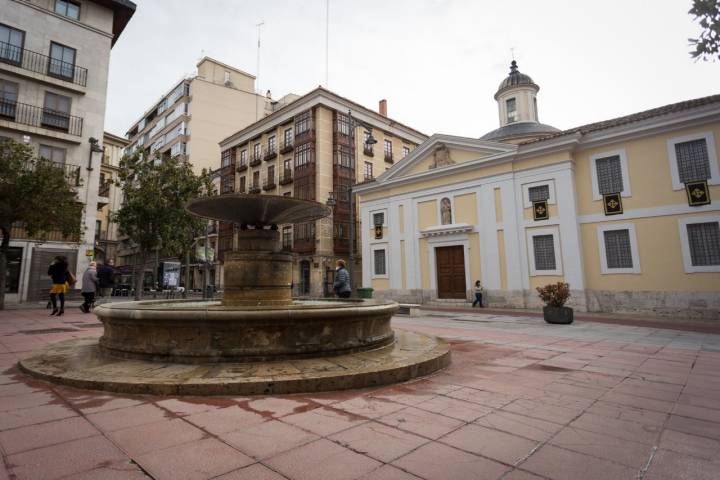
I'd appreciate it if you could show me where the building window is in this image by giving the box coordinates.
[373,212,384,226]
[267,165,275,181]
[334,144,352,168]
[336,112,350,136]
[252,171,260,188]
[221,175,234,194]
[528,185,550,203]
[48,42,76,80]
[239,176,246,192]
[284,127,293,146]
[384,139,392,161]
[295,142,313,168]
[533,235,556,271]
[283,158,291,172]
[364,161,373,180]
[224,71,231,83]
[0,24,25,65]
[295,110,311,135]
[267,135,276,153]
[403,146,410,158]
[0,79,18,119]
[39,144,66,164]
[506,97,517,123]
[688,222,720,267]
[668,133,719,190]
[590,149,631,200]
[373,249,387,276]
[597,224,640,274]
[54,0,80,19]
[282,226,292,250]
[42,92,71,130]
[221,148,234,167]
[239,149,247,166]
[253,143,261,160]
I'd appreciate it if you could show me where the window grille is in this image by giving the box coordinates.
[676,139,710,184]
[295,111,311,135]
[373,212,384,226]
[687,222,720,266]
[596,155,624,194]
[533,235,556,270]
[528,185,550,203]
[603,229,633,269]
[374,249,386,275]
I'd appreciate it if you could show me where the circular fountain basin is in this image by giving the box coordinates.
[95,298,398,363]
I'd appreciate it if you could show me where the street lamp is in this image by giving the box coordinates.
[346,110,376,293]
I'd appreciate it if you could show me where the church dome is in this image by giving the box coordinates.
[494,60,538,99]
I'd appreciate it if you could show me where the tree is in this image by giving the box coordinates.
[0,139,83,310]
[113,151,214,300]
[689,0,720,61]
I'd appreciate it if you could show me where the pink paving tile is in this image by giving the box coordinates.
[0,382,44,397]
[501,470,545,480]
[245,397,313,418]
[7,434,128,480]
[108,418,206,457]
[392,442,507,480]
[611,383,681,402]
[358,465,423,480]
[265,438,382,480]
[0,390,56,412]
[585,400,668,427]
[184,405,267,435]
[666,414,720,441]
[377,406,465,440]
[599,391,675,413]
[550,426,654,468]
[154,397,229,416]
[332,396,407,419]
[672,403,720,423]
[502,398,584,425]
[0,402,77,431]
[60,461,149,480]
[658,429,720,460]
[369,386,437,406]
[645,449,718,480]
[568,412,661,445]
[220,419,318,459]
[0,415,99,455]
[329,421,428,463]
[677,392,720,410]
[474,410,563,442]
[85,403,168,432]
[520,444,636,480]
[282,405,367,436]
[440,423,538,465]
[135,437,254,480]
[414,395,492,422]
[70,395,146,414]
[445,386,516,408]
[214,463,287,480]
[541,381,607,400]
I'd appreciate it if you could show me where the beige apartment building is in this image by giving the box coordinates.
[0,0,135,303]
[93,130,127,265]
[218,87,427,296]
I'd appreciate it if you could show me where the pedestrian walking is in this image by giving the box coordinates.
[97,259,116,298]
[80,262,99,313]
[333,260,352,299]
[472,280,484,307]
[48,256,72,316]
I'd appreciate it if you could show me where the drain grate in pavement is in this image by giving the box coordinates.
[19,328,80,335]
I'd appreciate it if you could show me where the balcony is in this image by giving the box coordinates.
[97,180,110,208]
[364,174,374,182]
[264,147,277,161]
[236,163,248,172]
[279,169,293,185]
[0,99,83,136]
[384,152,394,163]
[363,145,374,157]
[0,41,88,87]
[280,139,294,154]
[263,177,276,191]
[249,154,262,167]
[248,184,261,194]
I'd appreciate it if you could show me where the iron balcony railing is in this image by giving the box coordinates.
[98,180,111,197]
[0,99,83,136]
[48,161,81,187]
[280,138,294,154]
[279,169,293,185]
[0,41,88,87]
[263,177,276,190]
[248,184,261,194]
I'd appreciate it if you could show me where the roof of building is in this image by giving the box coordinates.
[495,61,538,99]
[521,94,720,145]
[479,121,560,142]
[219,86,428,147]
[91,0,136,46]
[104,131,130,146]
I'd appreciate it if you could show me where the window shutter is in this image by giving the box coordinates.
[687,222,720,266]
[676,139,710,184]
[528,185,550,203]
[596,155,624,194]
[603,229,633,269]
[532,235,556,270]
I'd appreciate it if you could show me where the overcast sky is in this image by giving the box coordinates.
[106,0,719,139]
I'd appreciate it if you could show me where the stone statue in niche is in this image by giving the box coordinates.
[429,144,455,169]
[440,197,452,225]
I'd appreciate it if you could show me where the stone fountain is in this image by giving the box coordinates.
[19,195,450,395]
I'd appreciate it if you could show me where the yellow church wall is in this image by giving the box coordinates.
[417,200,438,229]
[400,240,407,289]
[494,188,503,222]
[454,193,478,224]
[399,205,405,234]
[514,151,571,172]
[575,124,720,216]
[530,276,565,289]
[497,230,507,289]
[405,147,494,176]
[419,238,430,288]
[581,213,720,291]
[468,233,482,284]
[371,278,390,290]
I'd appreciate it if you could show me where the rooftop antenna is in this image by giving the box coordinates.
[510,46,515,61]
[325,0,329,87]
[255,21,264,121]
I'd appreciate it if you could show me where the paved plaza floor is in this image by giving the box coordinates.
[0,307,719,480]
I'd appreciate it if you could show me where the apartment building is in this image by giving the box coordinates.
[93,130,127,264]
[357,61,720,319]
[0,0,135,303]
[218,87,428,296]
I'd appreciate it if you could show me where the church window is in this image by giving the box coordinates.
[528,185,549,203]
[506,98,517,123]
[687,222,720,267]
[532,235,556,271]
[596,155,624,195]
[373,249,387,276]
[676,139,710,184]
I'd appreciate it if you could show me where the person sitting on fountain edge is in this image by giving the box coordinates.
[333,260,352,298]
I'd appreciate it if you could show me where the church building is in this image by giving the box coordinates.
[355,61,720,319]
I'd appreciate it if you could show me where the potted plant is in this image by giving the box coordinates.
[536,282,573,324]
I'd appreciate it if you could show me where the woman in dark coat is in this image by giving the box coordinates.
[48,256,70,316]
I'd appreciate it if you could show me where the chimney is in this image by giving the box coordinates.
[379,99,387,117]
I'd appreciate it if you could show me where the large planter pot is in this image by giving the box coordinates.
[543,305,573,324]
